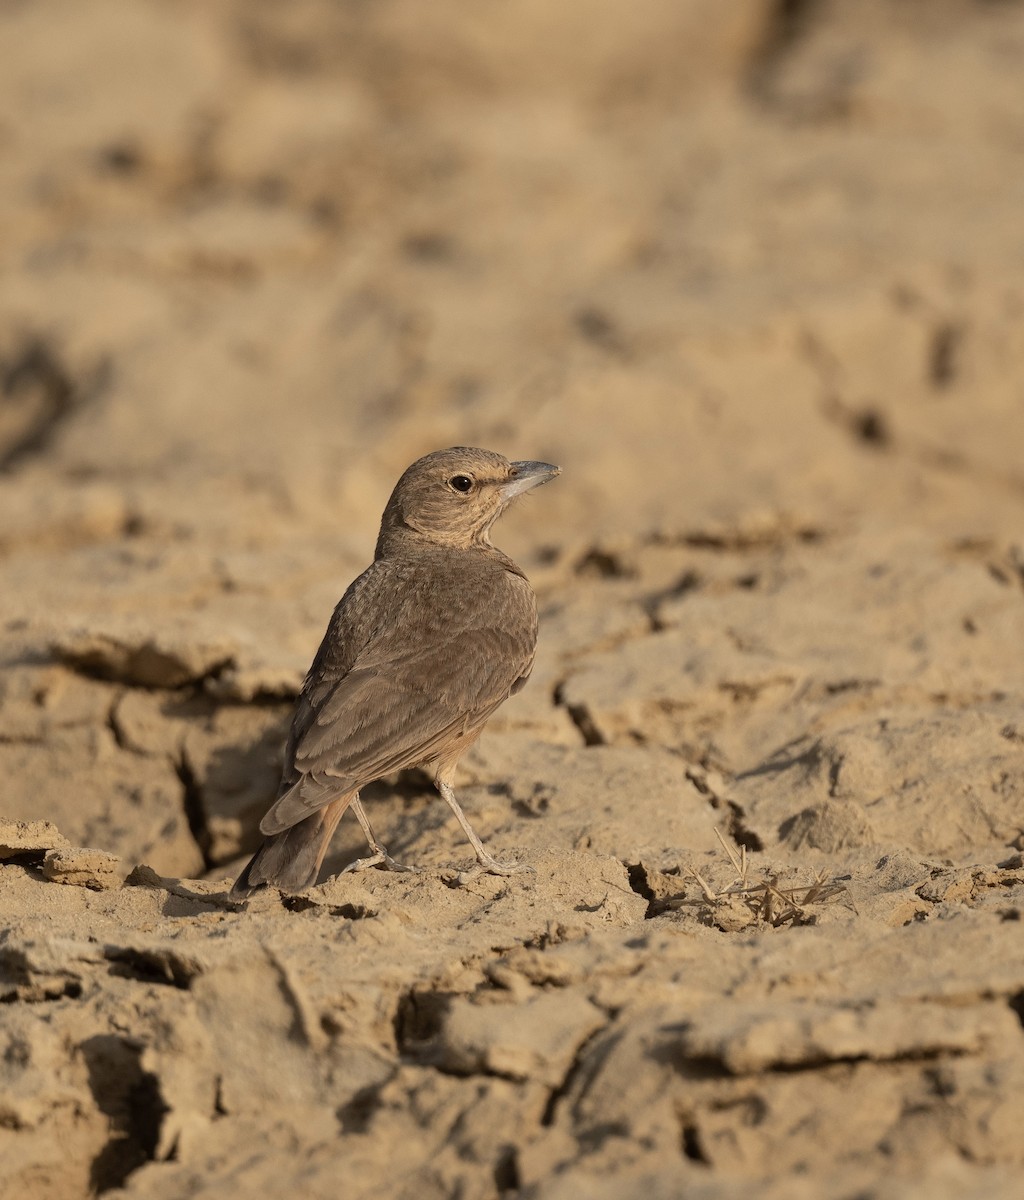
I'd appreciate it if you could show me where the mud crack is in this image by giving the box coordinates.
[80,1034,166,1193]
[1,338,111,472]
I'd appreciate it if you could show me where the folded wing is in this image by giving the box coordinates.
[260,612,535,836]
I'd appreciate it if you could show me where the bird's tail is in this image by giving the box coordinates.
[230,794,353,899]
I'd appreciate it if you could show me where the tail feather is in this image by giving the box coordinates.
[231,794,353,899]
[259,772,345,836]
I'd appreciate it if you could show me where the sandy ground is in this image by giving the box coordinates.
[2,1,1024,1196]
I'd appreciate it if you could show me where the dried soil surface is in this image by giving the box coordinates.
[2,2,1024,1197]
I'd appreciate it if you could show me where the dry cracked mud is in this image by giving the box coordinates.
[2,2,1024,1197]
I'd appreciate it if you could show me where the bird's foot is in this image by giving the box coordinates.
[341,849,417,875]
[456,853,534,885]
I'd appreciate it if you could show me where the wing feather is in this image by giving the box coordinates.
[263,562,536,833]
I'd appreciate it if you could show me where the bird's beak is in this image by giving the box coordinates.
[502,460,561,501]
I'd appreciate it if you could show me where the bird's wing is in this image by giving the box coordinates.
[261,574,536,835]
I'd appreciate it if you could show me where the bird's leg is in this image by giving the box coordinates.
[436,779,531,879]
[340,795,416,874]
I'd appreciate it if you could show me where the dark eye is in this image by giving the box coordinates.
[449,475,473,493]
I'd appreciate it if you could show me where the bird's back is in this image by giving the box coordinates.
[275,541,537,806]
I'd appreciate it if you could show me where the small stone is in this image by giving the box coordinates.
[0,819,71,860]
[41,847,122,890]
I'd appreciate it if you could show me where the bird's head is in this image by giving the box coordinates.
[377,446,560,553]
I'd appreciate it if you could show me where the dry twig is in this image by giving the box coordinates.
[660,833,848,927]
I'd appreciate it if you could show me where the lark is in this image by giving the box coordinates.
[232,447,559,897]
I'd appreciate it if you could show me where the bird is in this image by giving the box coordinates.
[231,446,560,898]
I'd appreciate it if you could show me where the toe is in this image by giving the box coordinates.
[457,856,534,883]
[340,852,385,874]
[382,855,417,874]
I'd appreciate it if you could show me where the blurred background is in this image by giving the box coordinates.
[2,0,1024,875]
[3,0,1023,540]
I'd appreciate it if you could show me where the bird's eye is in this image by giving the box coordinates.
[449,475,473,493]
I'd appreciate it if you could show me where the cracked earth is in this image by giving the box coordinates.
[3,1,1024,1197]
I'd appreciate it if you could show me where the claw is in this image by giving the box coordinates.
[340,850,417,875]
[456,856,535,885]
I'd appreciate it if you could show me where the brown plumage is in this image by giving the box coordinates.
[231,447,560,898]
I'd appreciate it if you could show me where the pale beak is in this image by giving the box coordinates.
[502,460,561,501]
